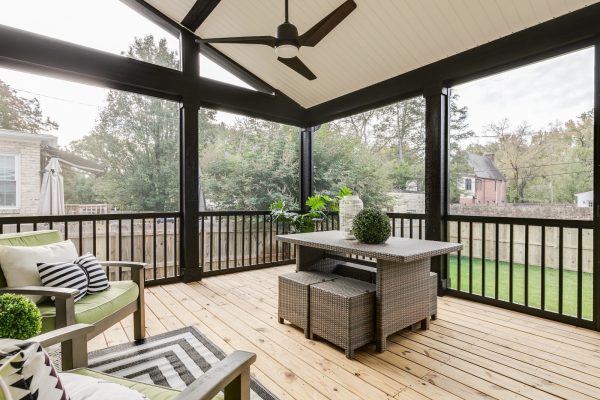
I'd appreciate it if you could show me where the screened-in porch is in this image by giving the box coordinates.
[0,1,600,399]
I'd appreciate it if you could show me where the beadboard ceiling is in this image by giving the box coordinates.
[144,0,598,108]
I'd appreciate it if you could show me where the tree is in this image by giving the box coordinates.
[70,36,185,211]
[200,118,300,210]
[0,80,58,133]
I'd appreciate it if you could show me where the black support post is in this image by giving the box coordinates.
[180,31,202,282]
[593,44,600,331]
[424,85,449,295]
[300,126,316,213]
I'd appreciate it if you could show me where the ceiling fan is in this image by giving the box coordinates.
[196,0,357,80]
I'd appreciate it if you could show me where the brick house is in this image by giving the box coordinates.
[0,129,57,215]
[0,129,104,216]
[459,153,507,205]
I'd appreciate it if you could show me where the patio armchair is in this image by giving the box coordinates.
[1,323,256,400]
[0,230,145,370]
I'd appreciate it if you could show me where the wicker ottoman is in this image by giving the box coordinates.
[278,271,336,338]
[310,278,376,359]
[430,272,438,320]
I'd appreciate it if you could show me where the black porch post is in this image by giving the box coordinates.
[593,43,600,330]
[180,30,202,282]
[299,126,316,213]
[424,85,449,295]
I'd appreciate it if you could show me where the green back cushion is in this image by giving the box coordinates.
[0,230,63,287]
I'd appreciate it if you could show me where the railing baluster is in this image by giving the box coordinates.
[65,221,69,240]
[481,222,486,297]
[419,219,423,239]
[524,225,529,307]
[226,215,230,270]
[249,214,253,265]
[469,221,473,294]
[105,218,110,279]
[200,216,205,270]
[130,218,134,262]
[400,218,404,238]
[93,220,97,256]
[153,217,157,280]
[118,218,123,280]
[558,226,564,315]
[255,215,259,265]
[495,223,499,300]
[78,220,83,254]
[218,215,222,270]
[209,215,214,272]
[234,215,238,267]
[541,226,546,310]
[392,217,396,237]
[409,218,414,238]
[263,214,266,264]
[269,215,273,263]
[577,227,583,319]
[509,223,513,303]
[457,221,462,291]
[241,216,245,267]
[163,217,168,278]
[173,217,178,276]
[275,219,279,262]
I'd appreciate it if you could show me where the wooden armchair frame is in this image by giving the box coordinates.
[28,324,256,400]
[0,261,146,370]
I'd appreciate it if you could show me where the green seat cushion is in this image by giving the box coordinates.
[69,368,180,400]
[69,369,225,400]
[38,281,139,332]
[0,230,62,286]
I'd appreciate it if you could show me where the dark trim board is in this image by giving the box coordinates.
[302,3,600,126]
[181,0,221,32]
[0,24,305,126]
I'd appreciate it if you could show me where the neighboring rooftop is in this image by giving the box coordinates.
[467,153,505,181]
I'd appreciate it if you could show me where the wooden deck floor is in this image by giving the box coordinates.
[89,265,600,400]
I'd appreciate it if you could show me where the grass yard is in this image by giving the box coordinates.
[447,255,594,320]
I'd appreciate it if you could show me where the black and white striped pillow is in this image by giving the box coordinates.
[73,253,110,293]
[37,262,88,302]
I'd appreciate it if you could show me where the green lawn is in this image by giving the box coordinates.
[447,255,594,320]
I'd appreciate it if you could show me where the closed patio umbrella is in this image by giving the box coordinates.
[37,157,65,215]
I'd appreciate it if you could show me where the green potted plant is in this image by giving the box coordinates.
[270,187,352,233]
[0,293,42,339]
[352,207,392,244]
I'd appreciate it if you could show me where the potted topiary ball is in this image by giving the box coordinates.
[352,208,392,244]
[0,294,42,339]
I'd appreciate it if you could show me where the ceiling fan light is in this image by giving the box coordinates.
[275,44,298,59]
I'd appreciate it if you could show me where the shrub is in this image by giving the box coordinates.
[0,294,42,339]
[352,208,391,244]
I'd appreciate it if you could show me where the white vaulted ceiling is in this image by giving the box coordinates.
[144,0,598,108]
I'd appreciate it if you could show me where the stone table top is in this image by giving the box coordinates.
[277,230,462,263]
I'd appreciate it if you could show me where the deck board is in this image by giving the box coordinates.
[95,265,600,400]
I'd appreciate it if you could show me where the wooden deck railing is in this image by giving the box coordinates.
[0,211,594,329]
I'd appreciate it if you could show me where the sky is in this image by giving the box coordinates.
[0,0,595,147]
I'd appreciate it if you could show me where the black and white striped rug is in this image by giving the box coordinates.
[88,326,277,400]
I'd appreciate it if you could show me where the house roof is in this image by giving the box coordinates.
[144,0,596,108]
[467,153,505,181]
[42,146,105,176]
[0,129,57,146]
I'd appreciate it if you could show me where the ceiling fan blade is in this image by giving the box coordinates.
[196,36,276,47]
[278,57,317,80]
[299,0,356,47]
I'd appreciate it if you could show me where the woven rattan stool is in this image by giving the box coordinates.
[310,277,376,359]
[430,272,438,320]
[278,271,336,338]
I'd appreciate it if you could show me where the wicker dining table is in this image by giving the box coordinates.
[276,231,462,352]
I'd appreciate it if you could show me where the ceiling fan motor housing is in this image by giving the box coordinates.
[276,22,300,47]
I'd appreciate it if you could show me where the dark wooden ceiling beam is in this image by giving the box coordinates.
[302,3,600,126]
[181,0,221,32]
[0,25,304,126]
[120,0,277,95]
